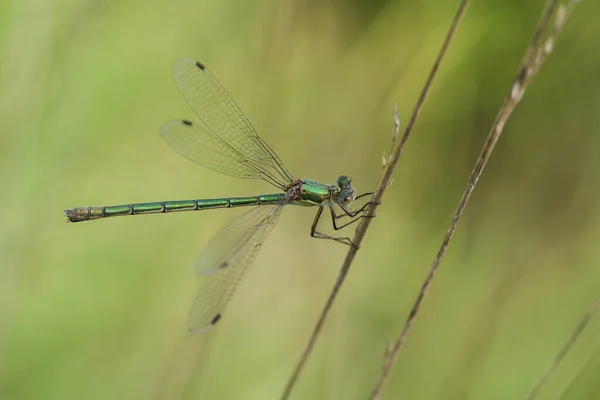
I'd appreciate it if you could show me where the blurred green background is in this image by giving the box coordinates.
[1,0,600,399]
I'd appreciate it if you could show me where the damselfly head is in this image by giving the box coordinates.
[336,176,356,206]
[336,176,356,207]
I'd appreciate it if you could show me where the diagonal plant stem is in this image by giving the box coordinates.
[280,1,470,398]
[370,0,581,398]
[525,295,600,400]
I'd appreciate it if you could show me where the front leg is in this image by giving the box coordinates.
[334,193,380,229]
[310,203,373,248]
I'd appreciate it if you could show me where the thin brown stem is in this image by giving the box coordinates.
[280,1,470,398]
[525,295,600,400]
[370,0,580,398]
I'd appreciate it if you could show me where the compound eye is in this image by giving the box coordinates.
[338,191,355,206]
[337,176,351,188]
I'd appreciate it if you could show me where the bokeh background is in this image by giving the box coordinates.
[1,0,600,399]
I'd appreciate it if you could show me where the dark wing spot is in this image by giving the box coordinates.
[195,61,206,70]
[219,261,228,269]
[211,314,222,325]
[182,119,193,126]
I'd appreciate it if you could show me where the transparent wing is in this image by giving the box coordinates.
[188,204,282,334]
[161,119,265,181]
[165,58,293,189]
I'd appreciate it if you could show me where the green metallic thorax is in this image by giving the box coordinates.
[292,180,337,207]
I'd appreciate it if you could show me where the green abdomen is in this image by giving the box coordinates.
[65,193,285,222]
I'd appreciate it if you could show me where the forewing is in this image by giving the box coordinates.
[188,205,282,334]
[170,59,292,187]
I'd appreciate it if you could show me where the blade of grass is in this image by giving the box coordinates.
[525,295,600,400]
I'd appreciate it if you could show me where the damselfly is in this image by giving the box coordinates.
[66,59,376,333]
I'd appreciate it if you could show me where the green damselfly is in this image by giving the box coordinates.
[66,59,376,334]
